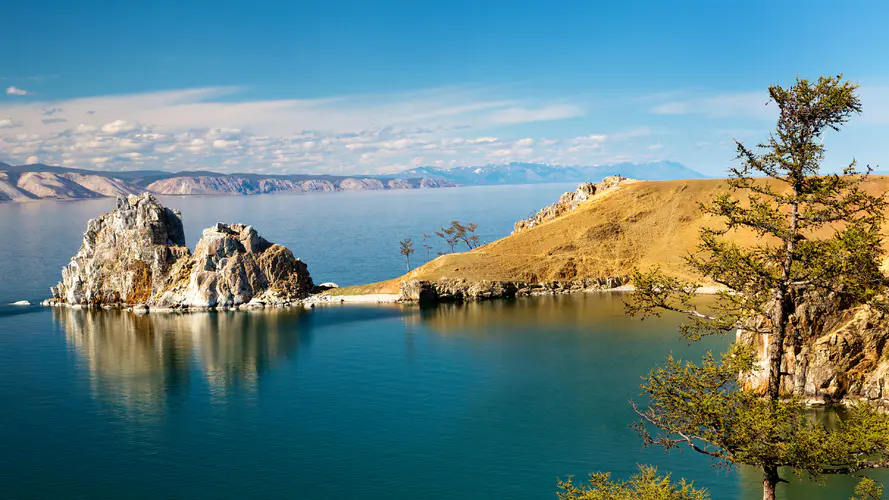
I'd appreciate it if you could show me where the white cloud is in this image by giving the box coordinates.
[647,143,663,150]
[468,137,498,144]
[0,118,23,129]
[487,104,584,124]
[577,134,607,143]
[650,91,774,119]
[25,155,39,164]
[0,86,659,173]
[100,119,139,134]
[6,86,32,96]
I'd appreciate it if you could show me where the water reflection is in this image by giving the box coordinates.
[412,293,673,337]
[55,308,312,416]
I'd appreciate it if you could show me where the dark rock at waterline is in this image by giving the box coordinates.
[399,277,629,305]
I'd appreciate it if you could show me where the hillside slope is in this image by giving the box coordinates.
[356,177,889,293]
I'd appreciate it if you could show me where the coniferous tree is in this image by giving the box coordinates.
[625,76,889,500]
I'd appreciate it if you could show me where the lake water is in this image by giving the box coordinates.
[0,186,882,499]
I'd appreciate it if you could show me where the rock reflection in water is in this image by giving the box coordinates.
[55,307,311,415]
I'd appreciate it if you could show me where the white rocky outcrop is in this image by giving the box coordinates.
[512,176,630,234]
[48,193,313,310]
[156,223,313,308]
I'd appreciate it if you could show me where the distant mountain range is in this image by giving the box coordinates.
[390,161,706,185]
[0,161,707,203]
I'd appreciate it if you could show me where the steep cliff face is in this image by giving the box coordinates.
[49,194,313,309]
[50,194,189,305]
[0,173,34,202]
[17,172,109,200]
[738,298,889,407]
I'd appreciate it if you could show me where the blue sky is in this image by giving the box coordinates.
[1,0,888,176]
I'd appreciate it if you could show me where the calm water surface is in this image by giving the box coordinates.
[0,186,882,499]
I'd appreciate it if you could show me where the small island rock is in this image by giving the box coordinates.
[48,193,313,309]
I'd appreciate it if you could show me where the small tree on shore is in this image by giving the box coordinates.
[421,233,433,262]
[624,76,889,500]
[399,238,415,272]
[450,220,480,250]
[435,221,479,253]
[435,226,458,254]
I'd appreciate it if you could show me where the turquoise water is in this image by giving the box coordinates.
[0,186,883,499]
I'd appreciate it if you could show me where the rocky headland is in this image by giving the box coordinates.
[46,193,313,310]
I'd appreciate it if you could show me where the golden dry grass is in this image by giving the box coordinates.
[341,177,889,294]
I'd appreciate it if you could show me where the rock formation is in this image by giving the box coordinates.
[156,223,313,308]
[50,194,189,305]
[738,296,889,407]
[400,277,629,304]
[512,176,630,233]
[48,193,313,310]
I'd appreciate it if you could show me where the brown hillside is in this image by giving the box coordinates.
[346,177,889,294]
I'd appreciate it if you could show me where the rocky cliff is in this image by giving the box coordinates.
[512,176,630,233]
[738,297,889,407]
[48,193,313,310]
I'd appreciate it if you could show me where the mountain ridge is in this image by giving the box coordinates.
[0,161,707,202]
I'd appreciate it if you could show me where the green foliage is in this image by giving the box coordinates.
[624,75,889,499]
[557,465,709,500]
[635,344,889,476]
[852,477,884,500]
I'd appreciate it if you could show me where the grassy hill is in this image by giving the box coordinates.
[343,176,889,294]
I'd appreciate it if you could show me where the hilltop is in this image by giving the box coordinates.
[342,176,889,295]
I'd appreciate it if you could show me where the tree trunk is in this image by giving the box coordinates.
[762,465,779,500]
[768,298,787,399]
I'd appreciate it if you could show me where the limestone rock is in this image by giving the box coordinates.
[49,194,314,309]
[160,223,313,308]
[738,296,889,407]
[50,193,189,306]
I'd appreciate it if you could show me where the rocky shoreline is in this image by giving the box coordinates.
[398,277,630,304]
